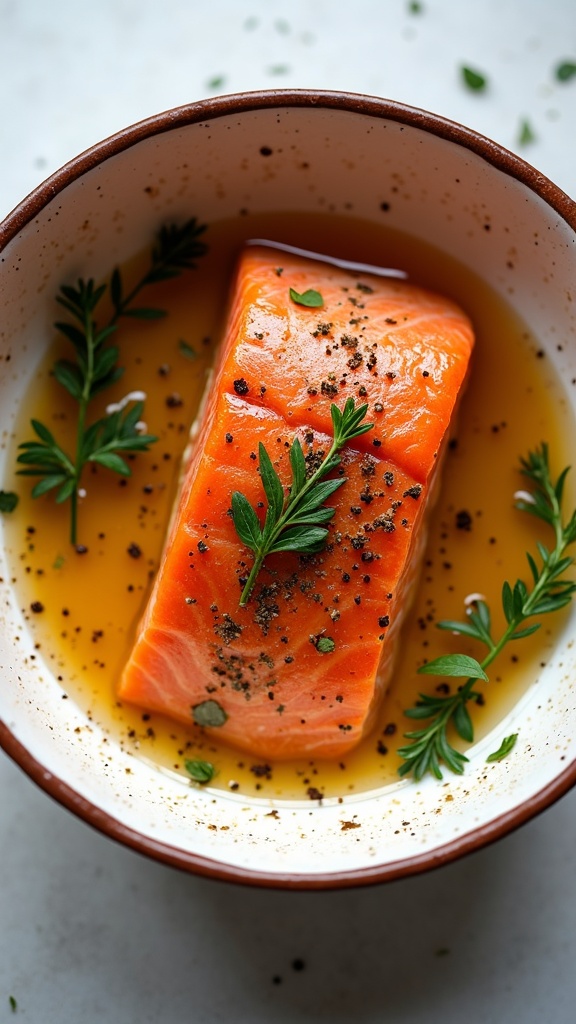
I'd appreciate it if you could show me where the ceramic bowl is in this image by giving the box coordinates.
[1,91,576,888]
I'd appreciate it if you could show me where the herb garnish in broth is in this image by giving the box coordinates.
[398,445,576,780]
[16,220,207,545]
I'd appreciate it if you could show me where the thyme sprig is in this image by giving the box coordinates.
[232,398,373,606]
[16,219,207,544]
[398,444,576,781]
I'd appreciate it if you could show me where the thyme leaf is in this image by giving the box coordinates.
[555,61,576,82]
[0,491,19,513]
[289,287,324,308]
[16,219,207,544]
[192,699,228,728]
[398,444,576,780]
[316,636,336,654]
[461,66,488,91]
[184,759,217,783]
[232,398,373,606]
[486,733,518,763]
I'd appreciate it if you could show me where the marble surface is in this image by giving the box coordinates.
[1,1,575,1020]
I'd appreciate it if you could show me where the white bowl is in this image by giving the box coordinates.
[1,91,576,888]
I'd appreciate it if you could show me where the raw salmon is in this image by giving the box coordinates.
[119,245,474,759]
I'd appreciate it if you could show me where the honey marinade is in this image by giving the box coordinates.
[4,213,574,802]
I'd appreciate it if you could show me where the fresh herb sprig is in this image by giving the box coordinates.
[232,398,373,607]
[16,219,207,544]
[398,444,576,781]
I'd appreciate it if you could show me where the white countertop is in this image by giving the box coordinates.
[1,1,576,1020]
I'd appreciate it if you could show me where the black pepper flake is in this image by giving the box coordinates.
[197,540,209,553]
[456,509,473,531]
[233,377,249,395]
[342,572,351,583]
[403,485,422,500]
[165,393,183,408]
[372,439,382,447]
[361,551,374,563]
[354,595,361,605]
[225,432,234,443]
[312,322,333,337]
[422,370,430,378]
[127,542,142,559]
[75,544,88,555]
[378,615,390,628]
[213,614,243,643]
[306,787,323,801]
[377,740,388,755]
[30,601,44,613]
[384,722,397,736]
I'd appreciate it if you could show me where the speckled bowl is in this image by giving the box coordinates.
[1,91,576,888]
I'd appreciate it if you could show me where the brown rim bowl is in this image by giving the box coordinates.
[1,90,576,889]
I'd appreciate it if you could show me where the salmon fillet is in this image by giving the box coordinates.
[119,246,474,759]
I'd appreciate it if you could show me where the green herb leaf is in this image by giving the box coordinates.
[184,759,217,783]
[555,61,576,82]
[518,118,536,145]
[289,287,324,308]
[207,74,226,90]
[0,491,19,513]
[231,491,263,549]
[121,306,166,320]
[417,654,488,681]
[16,220,207,545]
[289,437,306,495]
[258,442,285,521]
[461,66,487,91]
[399,445,576,780]
[486,733,518,762]
[178,339,197,360]
[453,700,474,742]
[232,399,373,605]
[192,700,228,728]
[316,636,336,653]
[9,995,17,1013]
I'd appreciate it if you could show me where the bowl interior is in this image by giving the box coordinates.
[1,94,576,887]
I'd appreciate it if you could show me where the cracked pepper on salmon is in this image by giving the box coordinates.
[118,245,475,759]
